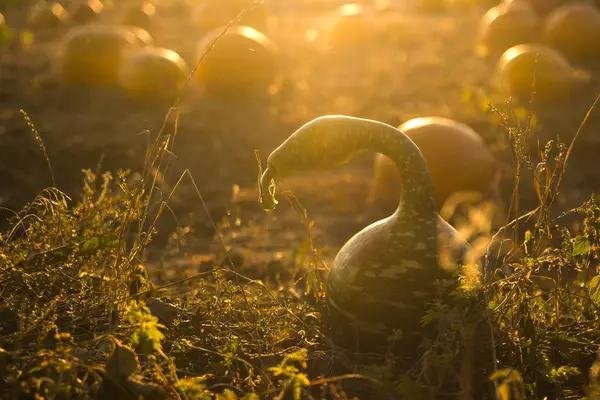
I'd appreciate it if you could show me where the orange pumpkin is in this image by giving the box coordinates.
[59,25,144,85]
[120,47,191,102]
[195,25,277,97]
[543,2,600,62]
[371,117,497,211]
[478,2,540,58]
[496,43,590,101]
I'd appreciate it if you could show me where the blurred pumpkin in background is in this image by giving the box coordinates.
[507,0,573,15]
[195,0,271,34]
[478,2,540,58]
[28,1,68,28]
[496,43,590,101]
[69,0,104,24]
[59,24,147,86]
[123,25,154,46]
[195,25,278,97]
[328,3,376,50]
[543,2,600,62]
[371,117,498,212]
[120,47,191,102]
[122,1,156,31]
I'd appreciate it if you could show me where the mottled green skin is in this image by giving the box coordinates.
[260,115,469,337]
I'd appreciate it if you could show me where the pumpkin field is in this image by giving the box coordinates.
[3,0,600,398]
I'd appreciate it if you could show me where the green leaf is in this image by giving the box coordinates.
[572,235,593,257]
[589,275,600,306]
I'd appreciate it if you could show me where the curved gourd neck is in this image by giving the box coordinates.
[260,116,438,226]
[348,118,437,224]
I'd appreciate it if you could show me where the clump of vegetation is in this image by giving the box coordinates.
[3,96,600,399]
[0,108,331,399]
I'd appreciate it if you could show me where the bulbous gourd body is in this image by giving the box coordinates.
[478,2,540,58]
[496,43,590,101]
[195,25,277,97]
[327,211,468,335]
[260,115,470,338]
[120,47,190,102]
[543,3,600,62]
[372,117,497,212]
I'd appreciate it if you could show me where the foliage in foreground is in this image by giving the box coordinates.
[3,99,600,400]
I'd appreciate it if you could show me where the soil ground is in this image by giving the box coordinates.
[2,0,600,286]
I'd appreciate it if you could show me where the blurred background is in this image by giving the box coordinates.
[2,0,600,280]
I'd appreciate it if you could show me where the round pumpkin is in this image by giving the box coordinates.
[195,25,277,97]
[122,2,156,31]
[543,2,600,62]
[329,3,376,50]
[478,2,540,58]
[371,117,497,211]
[120,47,190,102]
[507,0,572,16]
[195,0,270,34]
[59,24,143,85]
[496,43,590,101]
[70,0,104,24]
[122,25,154,46]
[28,1,68,28]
